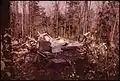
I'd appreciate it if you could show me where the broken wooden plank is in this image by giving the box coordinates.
[37,51,46,58]
[61,46,79,51]
[50,58,66,64]
[38,40,52,52]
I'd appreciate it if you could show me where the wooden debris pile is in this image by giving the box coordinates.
[10,32,90,80]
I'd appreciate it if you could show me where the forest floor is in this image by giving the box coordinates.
[1,33,119,80]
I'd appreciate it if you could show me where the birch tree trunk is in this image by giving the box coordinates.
[28,1,31,37]
[23,2,26,39]
[83,1,87,34]
[84,1,88,34]
[21,1,24,38]
[64,1,67,38]
[78,2,81,41]
[11,2,16,38]
[15,1,18,38]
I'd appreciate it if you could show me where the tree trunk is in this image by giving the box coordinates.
[15,1,18,38]
[21,1,24,38]
[23,2,26,39]
[110,13,118,44]
[83,1,88,34]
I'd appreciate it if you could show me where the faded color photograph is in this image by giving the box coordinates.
[1,1,119,80]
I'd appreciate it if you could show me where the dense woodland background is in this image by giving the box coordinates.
[1,1,119,80]
[10,1,119,47]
